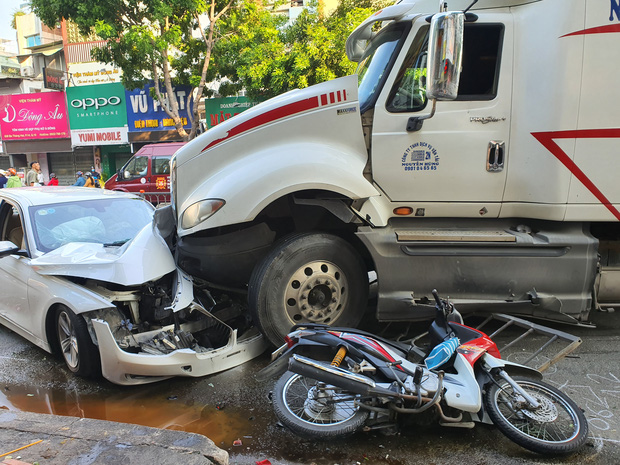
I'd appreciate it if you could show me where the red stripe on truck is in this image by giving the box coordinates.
[561,24,620,37]
[203,96,320,151]
[532,129,620,221]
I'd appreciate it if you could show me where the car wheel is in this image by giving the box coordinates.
[249,232,368,346]
[56,306,101,378]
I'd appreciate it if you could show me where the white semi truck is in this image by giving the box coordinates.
[168,0,620,345]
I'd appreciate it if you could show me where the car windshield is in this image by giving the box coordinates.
[356,21,409,112]
[29,197,154,253]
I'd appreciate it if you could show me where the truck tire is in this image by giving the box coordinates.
[249,232,368,346]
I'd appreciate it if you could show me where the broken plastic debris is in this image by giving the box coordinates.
[233,438,242,446]
[256,460,271,465]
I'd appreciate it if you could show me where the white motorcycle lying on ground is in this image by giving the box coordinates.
[260,290,588,455]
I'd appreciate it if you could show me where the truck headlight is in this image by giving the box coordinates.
[181,199,225,230]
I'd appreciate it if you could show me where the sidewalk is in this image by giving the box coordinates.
[0,410,228,465]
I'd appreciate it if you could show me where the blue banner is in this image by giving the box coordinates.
[125,82,193,132]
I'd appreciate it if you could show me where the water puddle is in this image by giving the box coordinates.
[0,382,259,447]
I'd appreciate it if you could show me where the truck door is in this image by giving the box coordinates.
[371,15,513,215]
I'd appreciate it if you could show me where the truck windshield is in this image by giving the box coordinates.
[356,21,409,113]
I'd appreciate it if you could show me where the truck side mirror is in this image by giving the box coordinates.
[426,11,464,101]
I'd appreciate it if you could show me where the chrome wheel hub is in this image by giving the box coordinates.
[284,260,348,325]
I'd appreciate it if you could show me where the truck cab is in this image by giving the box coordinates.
[171,0,620,345]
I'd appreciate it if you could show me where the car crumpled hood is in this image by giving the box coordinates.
[31,223,176,286]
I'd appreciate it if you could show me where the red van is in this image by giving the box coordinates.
[105,142,185,203]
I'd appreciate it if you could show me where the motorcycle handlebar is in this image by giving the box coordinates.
[431,289,443,309]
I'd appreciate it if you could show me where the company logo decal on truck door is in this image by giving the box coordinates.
[401,142,439,172]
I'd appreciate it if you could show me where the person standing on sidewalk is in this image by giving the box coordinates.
[0,170,7,189]
[26,161,42,186]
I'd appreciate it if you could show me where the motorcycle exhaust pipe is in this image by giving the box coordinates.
[288,354,401,398]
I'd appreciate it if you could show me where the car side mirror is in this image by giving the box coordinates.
[0,240,22,258]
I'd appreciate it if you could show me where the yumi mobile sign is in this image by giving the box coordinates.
[67,82,129,146]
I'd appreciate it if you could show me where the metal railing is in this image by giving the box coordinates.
[137,191,171,207]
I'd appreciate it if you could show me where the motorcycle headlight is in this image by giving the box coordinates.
[181,199,225,230]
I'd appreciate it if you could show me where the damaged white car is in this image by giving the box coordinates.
[0,187,266,385]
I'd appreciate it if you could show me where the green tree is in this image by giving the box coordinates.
[216,0,389,100]
[31,0,236,140]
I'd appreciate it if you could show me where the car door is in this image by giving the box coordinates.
[119,150,151,193]
[150,154,171,202]
[0,201,43,344]
[371,14,513,215]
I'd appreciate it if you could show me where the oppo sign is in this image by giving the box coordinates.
[70,96,122,110]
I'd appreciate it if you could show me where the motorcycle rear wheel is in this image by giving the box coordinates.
[485,376,588,455]
[273,371,369,439]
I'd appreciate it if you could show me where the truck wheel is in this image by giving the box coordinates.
[249,232,368,346]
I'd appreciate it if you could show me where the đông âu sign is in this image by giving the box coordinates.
[0,92,69,140]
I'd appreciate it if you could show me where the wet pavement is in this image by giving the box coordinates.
[1,307,619,464]
[0,410,228,465]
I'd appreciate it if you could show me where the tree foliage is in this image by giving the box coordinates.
[31,0,235,140]
[29,0,388,138]
[215,0,389,100]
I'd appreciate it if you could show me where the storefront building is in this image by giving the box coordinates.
[0,91,71,183]
[67,82,130,182]
[125,81,193,148]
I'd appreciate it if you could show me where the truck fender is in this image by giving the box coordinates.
[179,142,381,234]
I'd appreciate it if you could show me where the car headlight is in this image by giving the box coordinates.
[181,199,225,230]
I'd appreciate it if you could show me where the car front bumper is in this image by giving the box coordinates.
[92,319,268,385]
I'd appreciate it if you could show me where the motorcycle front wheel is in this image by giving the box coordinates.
[273,371,369,439]
[485,376,588,455]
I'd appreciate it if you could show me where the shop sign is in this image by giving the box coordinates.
[71,127,128,146]
[204,96,260,129]
[0,65,20,77]
[43,67,65,90]
[68,83,128,146]
[0,56,20,78]
[67,83,127,129]
[67,62,122,86]
[0,92,69,140]
[126,82,193,132]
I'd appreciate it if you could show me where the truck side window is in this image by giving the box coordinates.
[386,23,504,112]
[457,24,503,100]
[153,156,171,175]
[386,26,429,113]
[357,21,411,113]
[125,155,148,177]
